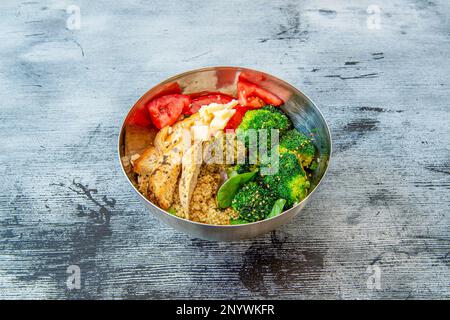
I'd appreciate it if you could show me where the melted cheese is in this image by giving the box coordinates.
[195,99,237,138]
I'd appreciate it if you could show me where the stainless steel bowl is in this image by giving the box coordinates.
[118,66,332,241]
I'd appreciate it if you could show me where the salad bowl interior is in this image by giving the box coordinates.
[118,66,331,241]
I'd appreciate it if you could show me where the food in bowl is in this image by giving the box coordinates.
[121,72,319,225]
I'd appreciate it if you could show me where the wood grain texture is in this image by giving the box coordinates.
[0,0,448,299]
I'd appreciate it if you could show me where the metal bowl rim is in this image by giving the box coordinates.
[117,66,332,229]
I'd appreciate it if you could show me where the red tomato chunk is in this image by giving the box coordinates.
[237,78,283,108]
[147,94,190,129]
[224,105,252,130]
[187,93,234,115]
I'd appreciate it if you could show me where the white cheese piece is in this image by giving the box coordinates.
[222,99,238,110]
[198,99,238,123]
[188,99,239,140]
[191,125,210,142]
[210,109,236,132]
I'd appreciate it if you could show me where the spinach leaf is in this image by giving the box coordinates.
[266,199,286,219]
[226,168,239,178]
[217,169,258,209]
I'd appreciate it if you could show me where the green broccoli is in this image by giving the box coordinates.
[260,150,310,207]
[231,181,277,222]
[279,129,315,168]
[236,105,292,149]
[229,148,260,174]
[231,162,258,174]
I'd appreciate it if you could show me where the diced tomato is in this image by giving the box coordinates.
[244,95,266,108]
[127,109,152,127]
[224,105,251,131]
[239,71,265,84]
[147,94,190,129]
[186,92,234,115]
[127,82,182,127]
[239,72,292,103]
[237,78,283,108]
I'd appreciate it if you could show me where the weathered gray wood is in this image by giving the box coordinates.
[0,0,448,299]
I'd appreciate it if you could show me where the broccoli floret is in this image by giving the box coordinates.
[279,129,315,167]
[236,105,292,149]
[230,149,260,174]
[237,105,291,132]
[231,162,258,174]
[231,181,276,222]
[261,104,285,114]
[260,150,310,207]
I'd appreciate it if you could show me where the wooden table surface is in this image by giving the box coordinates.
[0,0,448,299]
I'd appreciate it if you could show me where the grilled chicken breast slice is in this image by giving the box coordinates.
[133,146,161,176]
[179,142,203,218]
[147,147,182,210]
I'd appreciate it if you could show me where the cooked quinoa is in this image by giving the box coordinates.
[172,164,238,225]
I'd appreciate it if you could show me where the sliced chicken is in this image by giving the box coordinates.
[179,142,203,218]
[133,146,160,176]
[154,114,200,153]
[147,147,182,210]
[137,175,150,199]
